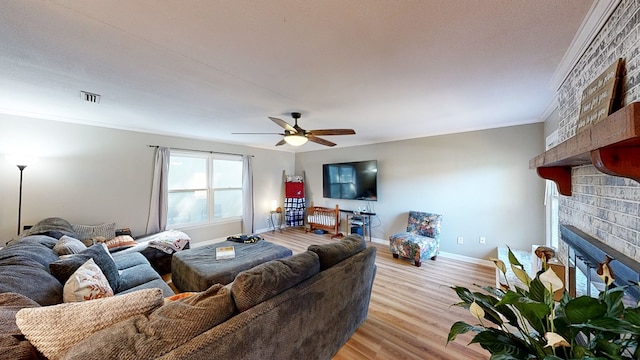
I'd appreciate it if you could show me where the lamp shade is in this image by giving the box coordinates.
[271,200,278,211]
[284,134,308,146]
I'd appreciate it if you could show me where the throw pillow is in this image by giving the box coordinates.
[71,223,116,245]
[15,288,163,360]
[53,235,87,256]
[63,258,114,302]
[231,251,320,312]
[63,284,235,359]
[307,234,366,270]
[164,292,197,302]
[50,244,120,291]
[104,235,137,251]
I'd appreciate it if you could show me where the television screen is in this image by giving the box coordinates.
[322,160,378,201]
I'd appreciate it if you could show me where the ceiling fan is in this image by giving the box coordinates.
[233,112,356,147]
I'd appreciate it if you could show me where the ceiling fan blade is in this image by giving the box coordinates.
[231,132,285,135]
[307,135,336,147]
[269,117,296,133]
[307,129,356,136]
[275,139,286,146]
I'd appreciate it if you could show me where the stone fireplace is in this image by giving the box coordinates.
[546,0,640,292]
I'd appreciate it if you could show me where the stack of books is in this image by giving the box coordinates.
[216,246,236,260]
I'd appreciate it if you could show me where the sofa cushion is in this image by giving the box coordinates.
[0,293,40,360]
[21,217,77,239]
[53,235,87,256]
[117,263,164,292]
[231,250,320,312]
[50,244,120,291]
[112,251,149,270]
[0,236,63,306]
[110,252,175,296]
[307,234,366,270]
[63,284,235,359]
[63,258,114,302]
[15,288,164,360]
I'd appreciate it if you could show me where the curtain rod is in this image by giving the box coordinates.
[147,145,253,157]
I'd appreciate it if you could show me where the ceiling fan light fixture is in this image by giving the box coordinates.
[284,134,308,146]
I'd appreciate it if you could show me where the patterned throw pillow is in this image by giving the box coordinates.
[53,235,87,256]
[104,235,137,251]
[63,258,114,302]
[15,288,164,360]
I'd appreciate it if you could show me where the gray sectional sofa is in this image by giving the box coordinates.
[0,230,174,307]
[1,222,377,359]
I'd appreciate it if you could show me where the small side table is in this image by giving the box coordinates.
[269,211,283,232]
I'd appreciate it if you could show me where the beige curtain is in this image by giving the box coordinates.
[146,146,169,234]
[242,154,254,234]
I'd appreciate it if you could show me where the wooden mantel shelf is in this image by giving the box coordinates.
[530,102,640,196]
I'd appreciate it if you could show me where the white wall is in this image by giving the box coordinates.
[0,114,294,245]
[295,123,545,260]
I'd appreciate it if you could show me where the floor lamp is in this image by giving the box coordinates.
[16,164,27,235]
[6,156,33,236]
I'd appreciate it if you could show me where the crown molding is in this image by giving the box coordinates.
[539,96,559,121]
[549,0,621,90]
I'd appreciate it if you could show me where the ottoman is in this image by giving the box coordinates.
[171,240,293,291]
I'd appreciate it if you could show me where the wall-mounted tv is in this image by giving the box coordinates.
[322,160,378,201]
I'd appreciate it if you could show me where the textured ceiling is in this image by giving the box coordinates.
[0,0,595,151]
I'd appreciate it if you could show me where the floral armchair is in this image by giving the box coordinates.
[389,211,442,267]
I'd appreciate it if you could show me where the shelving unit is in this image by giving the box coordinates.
[340,209,375,241]
[530,102,640,195]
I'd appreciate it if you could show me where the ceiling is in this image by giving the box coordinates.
[0,0,596,152]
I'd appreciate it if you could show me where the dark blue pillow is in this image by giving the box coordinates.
[49,244,120,291]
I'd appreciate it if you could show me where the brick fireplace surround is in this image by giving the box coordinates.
[556,0,640,269]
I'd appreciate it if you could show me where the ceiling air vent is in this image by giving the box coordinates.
[80,91,101,103]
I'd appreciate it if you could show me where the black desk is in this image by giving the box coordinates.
[339,209,375,241]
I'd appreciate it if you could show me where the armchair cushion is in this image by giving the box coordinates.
[406,211,442,238]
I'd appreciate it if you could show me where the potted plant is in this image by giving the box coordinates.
[447,248,640,359]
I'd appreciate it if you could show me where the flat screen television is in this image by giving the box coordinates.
[322,160,378,201]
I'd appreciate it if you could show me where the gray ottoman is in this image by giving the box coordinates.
[171,240,293,292]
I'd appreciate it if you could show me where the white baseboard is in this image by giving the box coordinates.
[370,237,386,245]
[192,225,286,248]
[192,237,227,247]
[439,251,493,268]
[371,237,492,267]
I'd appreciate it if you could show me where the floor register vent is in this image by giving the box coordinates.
[80,91,101,103]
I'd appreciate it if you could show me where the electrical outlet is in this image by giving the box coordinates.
[457,236,463,245]
[479,236,486,244]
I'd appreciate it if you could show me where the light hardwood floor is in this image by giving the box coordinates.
[258,228,493,360]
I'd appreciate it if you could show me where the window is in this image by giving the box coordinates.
[167,152,243,227]
[325,164,357,199]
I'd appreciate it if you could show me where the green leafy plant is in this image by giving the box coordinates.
[447,248,640,359]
